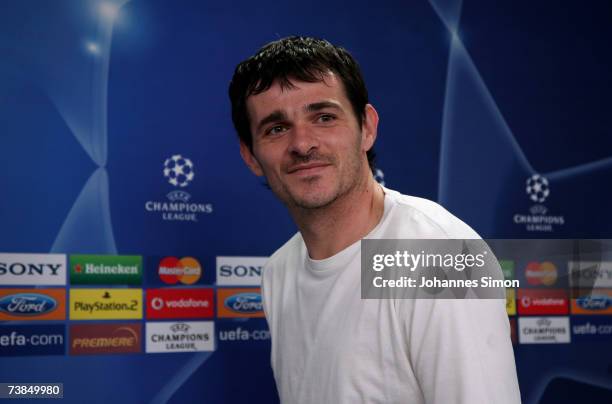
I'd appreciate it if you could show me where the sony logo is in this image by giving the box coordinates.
[219,265,262,277]
[0,262,62,276]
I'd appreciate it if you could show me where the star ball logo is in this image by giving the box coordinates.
[163,154,194,188]
[513,174,564,232]
[158,257,202,285]
[144,154,213,222]
[525,174,549,203]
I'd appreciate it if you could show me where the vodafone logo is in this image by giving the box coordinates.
[525,262,557,286]
[150,297,210,311]
[521,296,531,308]
[151,297,164,310]
[146,288,214,319]
[517,289,568,315]
[158,257,201,285]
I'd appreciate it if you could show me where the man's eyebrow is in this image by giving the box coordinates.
[256,110,287,133]
[305,101,343,113]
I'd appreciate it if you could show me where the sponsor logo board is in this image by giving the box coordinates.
[216,256,267,286]
[506,289,516,316]
[524,261,558,286]
[70,289,142,320]
[158,257,201,285]
[0,253,66,286]
[571,317,612,342]
[569,261,612,289]
[500,260,515,281]
[217,288,264,318]
[509,317,517,345]
[518,317,570,344]
[0,289,66,320]
[70,323,142,355]
[0,324,65,356]
[146,288,214,319]
[70,255,142,285]
[146,321,214,353]
[517,289,569,315]
[217,322,271,344]
[571,289,612,315]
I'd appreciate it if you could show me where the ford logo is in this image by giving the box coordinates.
[0,293,57,316]
[224,293,262,314]
[577,295,611,311]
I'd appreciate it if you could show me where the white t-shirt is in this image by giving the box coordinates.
[261,188,521,404]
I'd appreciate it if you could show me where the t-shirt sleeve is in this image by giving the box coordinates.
[397,297,522,403]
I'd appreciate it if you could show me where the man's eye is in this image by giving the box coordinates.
[317,114,336,123]
[267,125,287,135]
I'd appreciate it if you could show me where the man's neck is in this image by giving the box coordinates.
[291,176,385,260]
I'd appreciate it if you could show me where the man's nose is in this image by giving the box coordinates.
[288,122,318,156]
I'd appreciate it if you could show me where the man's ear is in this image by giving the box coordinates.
[239,141,264,177]
[361,104,379,152]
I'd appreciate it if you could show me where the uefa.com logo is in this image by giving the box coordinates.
[144,154,213,223]
[512,174,565,233]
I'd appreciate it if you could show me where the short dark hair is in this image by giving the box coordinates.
[229,36,376,170]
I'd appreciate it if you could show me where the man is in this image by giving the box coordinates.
[229,36,520,403]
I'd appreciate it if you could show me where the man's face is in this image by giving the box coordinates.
[241,72,377,210]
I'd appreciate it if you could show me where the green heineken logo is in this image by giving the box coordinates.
[499,260,515,281]
[70,255,142,285]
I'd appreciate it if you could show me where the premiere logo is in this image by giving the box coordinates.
[509,318,517,345]
[525,262,557,286]
[70,323,142,355]
[158,257,202,285]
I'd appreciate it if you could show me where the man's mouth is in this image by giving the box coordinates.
[286,162,331,176]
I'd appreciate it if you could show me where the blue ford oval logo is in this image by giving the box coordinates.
[224,293,262,314]
[0,293,57,316]
[577,295,611,311]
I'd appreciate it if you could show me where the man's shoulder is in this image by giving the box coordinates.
[384,188,480,239]
[262,232,303,282]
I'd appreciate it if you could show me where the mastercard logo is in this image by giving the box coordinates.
[524,261,557,286]
[158,257,202,285]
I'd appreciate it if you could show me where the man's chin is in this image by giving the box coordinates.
[289,191,339,210]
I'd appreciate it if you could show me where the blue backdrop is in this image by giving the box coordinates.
[1,0,611,402]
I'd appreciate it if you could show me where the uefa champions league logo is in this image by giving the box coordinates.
[163,154,194,188]
[525,174,549,203]
[145,154,213,222]
[513,173,564,232]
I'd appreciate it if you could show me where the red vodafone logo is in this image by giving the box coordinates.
[517,289,568,315]
[146,288,214,319]
[158,257,202,285]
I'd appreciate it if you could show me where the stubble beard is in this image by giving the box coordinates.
[275,148,365,211]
